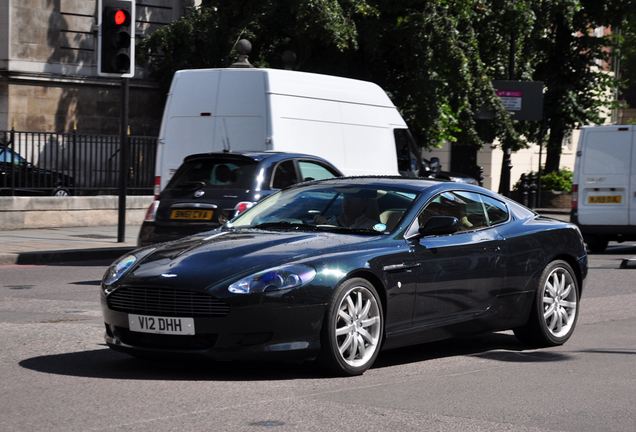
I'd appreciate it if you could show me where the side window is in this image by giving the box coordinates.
[298,161,339,181]
[416,191,488,232]
[480,194,509,226]
[271,160,299,189]
[0,148,21,165]
[393,129,421,176]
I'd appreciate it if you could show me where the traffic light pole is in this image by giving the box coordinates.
[117,77,129,242]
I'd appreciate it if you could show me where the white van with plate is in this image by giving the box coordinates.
[153,68,422,195]
[570,125,636,252]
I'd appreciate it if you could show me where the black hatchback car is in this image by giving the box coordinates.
[137,152,343,246]
[0,144,74,196]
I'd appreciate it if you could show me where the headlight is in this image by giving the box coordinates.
[228,264,316,294]
[102,248,155,287]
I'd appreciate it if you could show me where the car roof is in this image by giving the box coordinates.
[292,176,503,198]
[182,151,338,165]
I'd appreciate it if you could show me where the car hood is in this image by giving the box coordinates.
[124,229,382,291]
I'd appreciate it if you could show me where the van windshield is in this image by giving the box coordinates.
[167,158,258,190]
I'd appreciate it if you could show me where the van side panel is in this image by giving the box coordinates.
[340,104,400,176]
[268,94,347,172]
[265,70,400,176]
[576,126,633,226]
[265,69,396,107]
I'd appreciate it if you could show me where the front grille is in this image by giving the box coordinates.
[114,327,218,350]
[107,286,230,318]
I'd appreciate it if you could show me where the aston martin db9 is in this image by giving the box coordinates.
[101,177,587,376]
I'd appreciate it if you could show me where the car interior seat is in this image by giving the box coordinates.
[380,210,404,231]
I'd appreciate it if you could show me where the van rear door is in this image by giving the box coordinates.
[577,126,634,227]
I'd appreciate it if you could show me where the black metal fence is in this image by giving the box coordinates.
[0,129,157,196]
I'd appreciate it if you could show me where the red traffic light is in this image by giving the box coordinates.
[98,0,135,77]
[114,10,127,25]
[106,8,130,27]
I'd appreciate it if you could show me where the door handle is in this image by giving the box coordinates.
[383,262,421,272]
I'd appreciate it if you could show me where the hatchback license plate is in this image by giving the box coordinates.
[588,195,621,204]
[129,314,195,335]
[170,209,213,220]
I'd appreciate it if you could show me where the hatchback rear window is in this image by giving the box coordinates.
[168,159,258,190]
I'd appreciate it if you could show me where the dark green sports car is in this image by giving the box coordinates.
[101,177,587,376]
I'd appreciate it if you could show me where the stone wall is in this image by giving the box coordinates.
[6,79,164,135]
[0,196,154,230]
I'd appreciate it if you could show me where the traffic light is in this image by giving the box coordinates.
[98,0,135,77]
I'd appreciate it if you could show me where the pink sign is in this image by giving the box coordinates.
[496,91,523,97]
[496,90,523,111]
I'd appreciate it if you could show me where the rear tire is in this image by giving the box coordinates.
[514,260,579,347]
[320,278,383,376]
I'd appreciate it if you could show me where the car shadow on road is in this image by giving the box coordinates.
[19,331,571,381]
[374,331,571,368]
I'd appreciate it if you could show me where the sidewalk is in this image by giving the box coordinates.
[0,225,140,266]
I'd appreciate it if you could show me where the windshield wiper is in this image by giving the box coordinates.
[318,225,379,235]
[253,221,319,231]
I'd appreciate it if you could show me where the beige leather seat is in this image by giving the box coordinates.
[380,210,404,231]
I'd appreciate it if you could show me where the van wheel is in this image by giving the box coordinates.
[586,236,608,253]
[514,260,579,347]
[320,278,383,376]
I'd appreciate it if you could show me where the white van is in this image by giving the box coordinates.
[570,125,636,252]
[153,68,422,195]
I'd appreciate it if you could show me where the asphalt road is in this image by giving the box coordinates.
[1,244,635,432]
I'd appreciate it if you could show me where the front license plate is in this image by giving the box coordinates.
[170,209,213,220]
[129,314,195,335]
[588,195,622,204]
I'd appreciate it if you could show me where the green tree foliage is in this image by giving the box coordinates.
[137,0,636,166]
[137,0,375,92]
[618,5,636,110]
[138,0,520,150]
[528,0,633,173]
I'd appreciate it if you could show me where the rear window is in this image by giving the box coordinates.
[167,159,258,190]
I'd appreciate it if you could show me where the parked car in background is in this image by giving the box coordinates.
[422,156,479,185]
[0,144,74,196]
[138,151,343,246]
[105,176,587,376]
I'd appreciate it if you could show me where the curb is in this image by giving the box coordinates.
[0,247,135,266]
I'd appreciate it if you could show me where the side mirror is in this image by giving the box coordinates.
[418,216,459,237]
[217,209,236,225]
[429,157,441,174]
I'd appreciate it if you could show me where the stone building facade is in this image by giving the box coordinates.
[0,0,194,136]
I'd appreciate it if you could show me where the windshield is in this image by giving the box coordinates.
[167,158,258,190]
[228,184,418,234]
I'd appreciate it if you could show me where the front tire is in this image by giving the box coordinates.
[514,260,579,346]
[320,278,383,376]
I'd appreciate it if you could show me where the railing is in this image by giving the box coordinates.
[0,129,157,196]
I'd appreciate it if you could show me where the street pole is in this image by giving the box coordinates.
[117,77,129,242]
[498,31,516,197]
